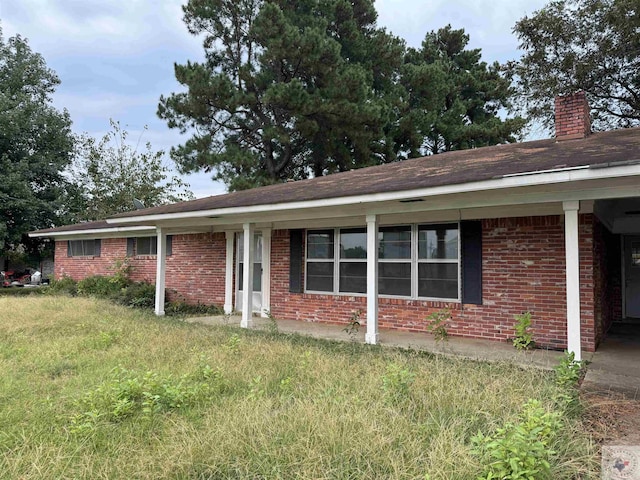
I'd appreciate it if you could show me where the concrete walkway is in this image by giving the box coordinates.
[582,323,640,399]
[185,314,564,370]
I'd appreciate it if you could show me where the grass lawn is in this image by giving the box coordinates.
[0,296,598,479]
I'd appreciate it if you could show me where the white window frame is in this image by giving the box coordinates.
[304,222,461,302]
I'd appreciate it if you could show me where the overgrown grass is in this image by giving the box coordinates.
[0,296,598,479]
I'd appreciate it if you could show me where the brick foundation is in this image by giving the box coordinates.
[55,213,607,352]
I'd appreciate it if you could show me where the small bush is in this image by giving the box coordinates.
[0,286,47,296]
[48,276,78,296]
[472,399,562,479]
[114,281,156,308]
[513,311,535,350]
[426,309,450,344]
[165,301,224,316]
[381,362,415,404]
[77,275,123,297]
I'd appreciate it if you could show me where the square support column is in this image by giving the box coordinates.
[224,231,234,315]
[563,201,582,361]
[260,228,272,318]
[154,228,167,316]
[365,214,379,345]
[241,223,254,328]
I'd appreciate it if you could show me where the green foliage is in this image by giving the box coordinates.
[0,286,47,296]
[77,275,123,298]
[426,309,450,344]
[554,351,584,388]
[0,30,75,258]
[69,120,193,221]
[263,310,279,335]
[159,0,404,191]
[70,362,224,434]
[512,311,535,350]
[508,0,640,131]
[398,26,525,157]
[109,257,131,288]
[47,276,78,296]
[381,362,415,403]
[472,399,562,479]
[112,281,156,309]
[225,333,242,355]
[164,301,224,317]
[343,309,362,341]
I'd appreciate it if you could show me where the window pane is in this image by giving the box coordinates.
[339,262,367,293]
[418,263,458,299]
[379,226,411,259]
[137,237,157,255]
[70,240,82,256]
[379,262,411,296]
[307,231,334,259]
[306,262,334,291]
[418,225,458,259]
[340,229,366,259]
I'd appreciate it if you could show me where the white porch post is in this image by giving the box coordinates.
[261,228,272,317]
[241,223,254,328]
[365,214,379,345]
[224,231,234,315]
[154,227,167,316]
[563,201,582,361]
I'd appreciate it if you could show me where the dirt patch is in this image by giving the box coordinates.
[582,391,640,445]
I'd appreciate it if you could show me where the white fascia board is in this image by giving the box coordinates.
[106,163,640,225]
[29,225,156,239]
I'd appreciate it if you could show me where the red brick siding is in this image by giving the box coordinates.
[55,233,229,306]
[270,215,597,352]
[54,214,601,352]
[555,92,591,140]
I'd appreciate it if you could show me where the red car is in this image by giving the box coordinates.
[1,270,32,287]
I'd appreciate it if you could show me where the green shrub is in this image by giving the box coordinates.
[513,311,535,350]
[77,275,123,297]
[47,276,78,296]
[165,301,224,316]
[472,399,562,479]
[426,309,450,344]
[0,286,47,296]
[114,281,156,308]
[381,362,415,403]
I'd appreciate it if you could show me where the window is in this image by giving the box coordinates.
[418,224,459,299]
[305,223,460,300]
[127,236,172,256]
[378,226,411,296]
[136,237,157,255]
[68,239,101,257]
[339,229,367,294]
[306,230,334,292]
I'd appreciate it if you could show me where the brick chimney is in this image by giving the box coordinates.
[554,91,591,141]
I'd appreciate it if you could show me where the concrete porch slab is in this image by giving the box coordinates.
[184,314,565,371]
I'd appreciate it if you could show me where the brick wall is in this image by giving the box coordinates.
[54,233,229,306]
[555,92,591,140]
[54,213,602,352]
[270,215,598,352]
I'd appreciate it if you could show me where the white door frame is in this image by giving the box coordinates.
[235,230,271,316]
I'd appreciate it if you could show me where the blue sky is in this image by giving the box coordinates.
[2,0,549,198]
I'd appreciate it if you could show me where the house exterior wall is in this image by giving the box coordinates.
[53,213,601,352]
[593,218,622,346]
[270,214,597,352]
[54,233,228,306]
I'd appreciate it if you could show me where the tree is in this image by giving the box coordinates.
[508,0,640,131]
[396,26,526,157]
[69,121,194,221]
[158,0,404,191]
[0,29,75,260]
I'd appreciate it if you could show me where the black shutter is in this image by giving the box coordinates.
[166,235,173,256]
[127,238,135,257]
[94,239,101,257]
[67,241,72,257]
[289,229,304,293]
[461,220,482,305]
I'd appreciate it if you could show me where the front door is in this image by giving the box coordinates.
[236,232,262,313]
[625,236,640,319]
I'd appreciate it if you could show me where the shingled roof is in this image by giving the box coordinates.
[108,127,640,219]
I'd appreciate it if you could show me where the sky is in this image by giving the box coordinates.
[1,0,549,199]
